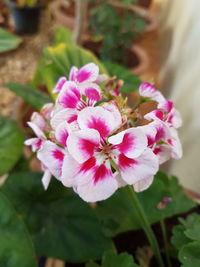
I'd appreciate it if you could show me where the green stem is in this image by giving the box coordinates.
[126,186,165,267]
[160,219,172,267]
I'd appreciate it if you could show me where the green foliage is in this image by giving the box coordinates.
[103,61,141,92]
[0,29,22,53]
[0,192,37,267]
[95,172,196,237]
[6,82,52,110]
[179,242,200,267]
[86,251,139,267]
[32,41,107,97]
[53,26,73,45]
[0,115,24,176]
[171,213,200,267]
[2,172,113,262]
[89,0,146,64]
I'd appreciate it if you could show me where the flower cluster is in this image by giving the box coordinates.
[25,63,182,202]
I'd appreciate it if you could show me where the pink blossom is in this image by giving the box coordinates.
[60,106,159,202]
[53,63,108,93]
[24,121,46,152]
[25,64,182,202]
[139,82,182,128]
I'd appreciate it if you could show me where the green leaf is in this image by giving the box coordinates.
[2,172,113,263]
[171,225,191,250]
[179,241,200,267]
[0,192,37,267]
[6,82,52,110]
[171,213,200,266]
[0,115,24,175]
[180,213,200,242]
[53,26,73,45]
[0,29,22,53]
[95,172,196,236]
[32,42,107,97]
[86,251,139,267]
[103,61,141,93]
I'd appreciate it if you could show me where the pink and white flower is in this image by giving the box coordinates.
[139,82,182,129]
[25,64,182,202]
[24,121,46,152]
[60,106,159,202]
[53,63,108,93]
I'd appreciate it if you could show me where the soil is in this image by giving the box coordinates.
[0,5,55,118]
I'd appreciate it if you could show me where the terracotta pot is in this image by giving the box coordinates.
[138,0,152,8]
[128,44,149,75]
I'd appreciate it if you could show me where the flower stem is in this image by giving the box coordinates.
[126,186,165,267]
[160,219,172,267]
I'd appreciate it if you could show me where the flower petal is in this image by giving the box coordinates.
[116,148,159,185]
[80,83,102,102]
[41,169,52,190]
[58,81,81,108]
[69,66,78,81]
[67,129,100,163]
[76,63,99,83]
[139,82,165,103]
[25,137,43,152]
[167,108,182,128]
[95,73,108,83]
[133,175,154,192]
[75,161,118,202]
[168,128,183,159]
[61,153,80,187]
[31,112,47,131]
[51,108,78,129]
[78,106,121,138]
[53,77,67,93]
[40,103,54,120]
[102,102,122,124]
[37,141,65,179]
[27,122,46,139]
[153,144,172,164]
[55,121,71,147]
[109,128,147,158]
[144,110,165,122]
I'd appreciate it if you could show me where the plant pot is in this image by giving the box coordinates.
[7,0,40,34]
[138,0,152,8]
[82,36,149,76]
[129,44,149,75]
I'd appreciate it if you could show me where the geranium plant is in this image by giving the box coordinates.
[24,62,182,266]
[3,29,199,266]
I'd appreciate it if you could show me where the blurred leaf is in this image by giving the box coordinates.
[95,172,196,237]
[53,26,73,45]
[0,115,24,175]
[6,82,52,110]
[32,43,107,97]
[171,225,191,250]
[182,214,200,241]
[86,251,139,267]
[171,213,200,266]
[179,241,200,267]
[103,61,141,92]
[2,172,113,262]
[0,192,37,267]
[0,29,22,53]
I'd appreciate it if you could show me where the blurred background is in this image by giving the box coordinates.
[0,0,199,209]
